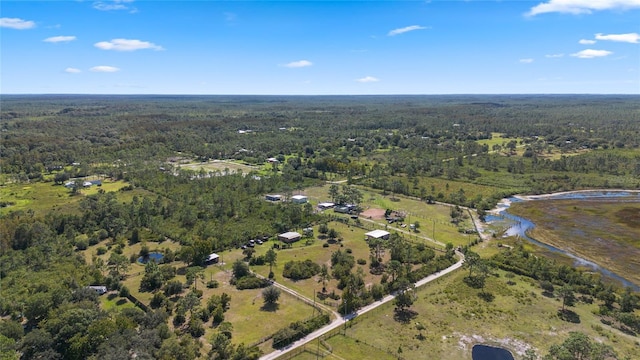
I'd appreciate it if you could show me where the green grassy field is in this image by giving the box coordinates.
[100,292,137,311]
[291,258,640,360]
[107,237,320,347]
[0,179,129,217]
[286,334,398,360]
[250,222,389,310]
[177,159,259,174]
[476,133,519,149]
[304,184,477,248]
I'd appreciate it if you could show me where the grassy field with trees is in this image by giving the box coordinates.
[1,95,639,360]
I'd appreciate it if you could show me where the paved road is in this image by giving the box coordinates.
[259,254,465,360]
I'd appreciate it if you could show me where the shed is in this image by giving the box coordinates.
[278,231,302,244]
[205,253,220,264]
[318,202,335,209]
[334,206,350,214]
[291,195,308,204]
[266,194,282,201]
[365,229,390,240]
[87,286,108,295]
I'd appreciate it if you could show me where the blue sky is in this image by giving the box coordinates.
[1,0,639,94]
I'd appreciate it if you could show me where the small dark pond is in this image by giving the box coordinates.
[488,191,640,290]
[472,344,514,360]
[138,252,164,264]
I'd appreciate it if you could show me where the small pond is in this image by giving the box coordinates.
[472,344,514,360]
[138,252,164,264]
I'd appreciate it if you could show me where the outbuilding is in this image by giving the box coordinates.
[205,253,220,264]
[365,229,390,240]
[318,202,335,210]
[87,286,108,295]
[278,231,302,244]
[266,194,282,201]
[291,195,308,204]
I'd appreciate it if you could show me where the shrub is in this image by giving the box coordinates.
[97,247,107,255]
[357,258,366,265]
[283,259,321,280]
[206,280,219,289]
[88,235,100,246]
[188,318,205,337]
[173,312,186,327]
[540,280,554,292]
[119,286,130,298]
[272,314,331,349]
[164,280,184,296]
[150,292,167,309]
[262,286,281,304]
[191,288,203,298]
[75,239,88,251]
[235,276,269,290]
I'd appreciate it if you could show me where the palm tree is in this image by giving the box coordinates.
[242,247,255,260]
[318,264,330,292]
[265,248,277,277]
[387,260,402,283]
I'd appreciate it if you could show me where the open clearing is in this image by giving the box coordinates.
[0,179,128,217]
[177,159,259,174]
[287,256,640,360]
[304,184,478,248]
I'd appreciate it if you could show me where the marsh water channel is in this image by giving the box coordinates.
[486,190,640,291]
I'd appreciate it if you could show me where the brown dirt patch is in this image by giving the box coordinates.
[361,208,386,220]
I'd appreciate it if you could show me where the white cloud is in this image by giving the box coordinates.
[282,60,313,68]
[595,32,640,43]
[356,76,380,83]
[527,0,640,16]
[94,38,164,51]
[65,67,82,73]
[0,17,36,29]
[571,49,613,58]
[545,53,565,58]
[388,25,428,36]
[579,39,596,44]
[519,58,534,63]
[44,36,76,43]
[93,0,135,11]
[90,65,120,72]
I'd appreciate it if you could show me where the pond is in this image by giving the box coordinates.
[487,190,640,291]
[472,344,514,360]
[138,252,164,264]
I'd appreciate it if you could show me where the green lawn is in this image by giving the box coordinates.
[100,292,137,311]
[250,222,385,310]
[304,184,477,248]
[177,159,258,174]
[0,179,130,217]
[286,334,397,360]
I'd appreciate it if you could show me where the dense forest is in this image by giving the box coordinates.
[1,95,639,359]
